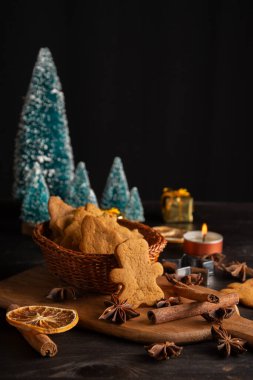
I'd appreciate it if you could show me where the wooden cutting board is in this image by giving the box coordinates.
[1,266,253,345]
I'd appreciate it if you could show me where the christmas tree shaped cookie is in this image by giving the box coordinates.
[110,239,164,309]
[21,163,50,227]
[125,187,145,222]
[67,162,98,207]
[13,47,74,200]
[101,157,129,212]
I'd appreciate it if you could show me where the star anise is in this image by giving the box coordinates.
[221,261,253,282]
[155,297,180,308]
[98,294,140,324]
[145,341,183,361]
[211,325,247,357]
[181,273,203,285]
[46,286,78,301]
[202,307,235,324]
[203,253,226,271]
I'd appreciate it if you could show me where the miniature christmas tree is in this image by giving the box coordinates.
[100,157,130,212]
[125,187,145,222]
[21,163,50,227]
[13,47,74,201]
[67,162,98,207]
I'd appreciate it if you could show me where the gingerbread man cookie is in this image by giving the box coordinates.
[110,238,164,309]
[221,278,253,307]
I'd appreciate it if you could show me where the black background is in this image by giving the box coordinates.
[0,0,253,203]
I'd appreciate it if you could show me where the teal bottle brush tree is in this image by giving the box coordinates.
[100,157,145,221]
[21,162,50,234]
[67,161,98,207]
[125,187,145,222]
[100,157,130,213]
[13,47,74,201]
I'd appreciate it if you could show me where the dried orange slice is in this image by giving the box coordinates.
[6,305,79,334]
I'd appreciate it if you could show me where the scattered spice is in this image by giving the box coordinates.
[165,274,219,303]
[145,341,183,361]
[202,307,235,324]
[221,261,253,282]
[211,325,247,357]
[155,297,180,308]
[46,286,79,301]
[166,273,203,286]
[99,294,140,324]
[148,293,239,324]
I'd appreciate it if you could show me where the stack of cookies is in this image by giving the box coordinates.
[48,196,143,254]
[47,196,165,308]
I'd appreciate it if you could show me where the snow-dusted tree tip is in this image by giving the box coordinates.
[87,188,98,206]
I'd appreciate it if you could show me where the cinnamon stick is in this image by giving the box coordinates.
[147,293,239,324]
[173,285,219,303]
[166,276,219,303]
[7,304,58,357]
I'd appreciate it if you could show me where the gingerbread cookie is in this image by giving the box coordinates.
[48,197,107,249]
[48,197,144,253]
[61,206,105,250]
[221,278,253,307]
[79,214,143,254]
[48,196,74,241]
[85,203,104,217]
[110,238,164,309]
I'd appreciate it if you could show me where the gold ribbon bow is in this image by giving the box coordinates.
[162,187,191,199]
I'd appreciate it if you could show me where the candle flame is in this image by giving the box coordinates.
[202,223,208,239]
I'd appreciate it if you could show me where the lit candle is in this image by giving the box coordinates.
[183,224,223,257]
[202,223,208,242]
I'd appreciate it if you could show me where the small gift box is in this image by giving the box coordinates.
[161,187,193,223]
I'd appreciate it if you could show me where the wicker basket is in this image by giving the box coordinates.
[33,219,167,294]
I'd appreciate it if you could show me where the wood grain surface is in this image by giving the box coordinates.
[1,265,253,345]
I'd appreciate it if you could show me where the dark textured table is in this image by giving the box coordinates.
[1,201,253,380]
